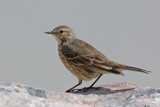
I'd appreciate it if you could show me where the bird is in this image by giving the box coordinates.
[45,25,151,92]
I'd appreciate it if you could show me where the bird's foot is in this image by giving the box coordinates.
[65,89,78,93]
[66,87,102,93]
[65,90,71,93]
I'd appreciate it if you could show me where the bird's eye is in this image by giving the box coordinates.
[59,30,64,33]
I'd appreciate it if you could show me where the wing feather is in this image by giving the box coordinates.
[61,45,113,71]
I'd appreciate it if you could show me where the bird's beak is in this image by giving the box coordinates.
[45,31,52,34]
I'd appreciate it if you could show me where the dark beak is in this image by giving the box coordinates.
[45,31,52,34]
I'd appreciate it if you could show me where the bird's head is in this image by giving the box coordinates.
[45,25,76,45]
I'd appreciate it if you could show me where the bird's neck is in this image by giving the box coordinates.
[59,38,76,46]
[59,39,67,46]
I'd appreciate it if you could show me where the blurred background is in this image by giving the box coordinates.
[0,0,159,92]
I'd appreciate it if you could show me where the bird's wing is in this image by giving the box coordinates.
[60,44,113,72]
[61,44,123,75]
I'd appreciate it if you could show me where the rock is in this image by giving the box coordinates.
[0,83,159,107]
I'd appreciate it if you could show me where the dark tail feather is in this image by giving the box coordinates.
[123,65,151,74]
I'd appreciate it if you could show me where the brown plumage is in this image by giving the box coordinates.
[45,25,151,92]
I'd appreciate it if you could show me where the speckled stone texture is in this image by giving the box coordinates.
[0,83,159,107]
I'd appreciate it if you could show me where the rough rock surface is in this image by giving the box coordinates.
[0,83,159,107]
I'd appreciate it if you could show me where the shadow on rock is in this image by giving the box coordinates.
[70,87,135,95]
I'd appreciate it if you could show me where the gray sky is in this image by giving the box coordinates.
[0,0,159,92]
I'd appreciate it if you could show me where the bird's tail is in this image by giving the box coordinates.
[122,65,151,74]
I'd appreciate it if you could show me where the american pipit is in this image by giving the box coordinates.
[45,25,151,92]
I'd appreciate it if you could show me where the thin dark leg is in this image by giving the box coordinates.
[66,80,82,92]
[89,74,103,88]
[82,74,103,92]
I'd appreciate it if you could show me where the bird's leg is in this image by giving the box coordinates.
[66,80,82,92]
[83,74,103,91]
[89,74,103,88]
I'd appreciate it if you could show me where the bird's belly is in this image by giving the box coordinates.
[59,53,99,81]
